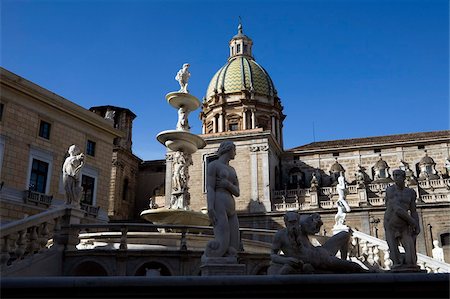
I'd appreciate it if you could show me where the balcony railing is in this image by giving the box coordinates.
[272,178,450,212]
[80,204,100,217]
[23,190,53,207]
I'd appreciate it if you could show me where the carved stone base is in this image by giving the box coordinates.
[390,264,425,273]
[332,224,349,235]
[200,256,246,276]
[200,262,246,276]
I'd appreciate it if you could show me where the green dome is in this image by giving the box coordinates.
[206,56,277,99]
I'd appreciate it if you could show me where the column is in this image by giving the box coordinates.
[260,145,271,212]
[277,118,281,144]
[218,113,224,132]
[251,109,256,129]
[242,109,247,130]
[271,115,276,135]
[250,145,259,201]
[212,117,216,133]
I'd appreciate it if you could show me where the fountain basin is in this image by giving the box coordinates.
[166,92,201,111]
[156,130,206,154]
[140,207,210,226]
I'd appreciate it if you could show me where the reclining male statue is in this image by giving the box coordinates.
[268,211,367,274]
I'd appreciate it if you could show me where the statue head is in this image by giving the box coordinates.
[300,213,323,235]
[68,145,81,156]
[216,141,236,159]
[433,240,440,248]
[283,211,300,229]
[182,63,190,69]
[392,169,406,187]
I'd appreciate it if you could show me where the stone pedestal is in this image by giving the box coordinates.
[200,256,246,276]
[309,190,319,208]
[390,264,425,273]
[357,187,369,206]
[332,224,349,235]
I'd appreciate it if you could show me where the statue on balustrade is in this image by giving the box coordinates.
[400,160,417,185]
[334,172,351,228]
[432,240,445,262]
[310,172,320,191]
[62,145,85,207]
[355,164,369,187]
[384,169,421,272]
[203,141,240,259]
[268,211,367,274]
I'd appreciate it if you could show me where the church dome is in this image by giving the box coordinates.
[206,56,277,99]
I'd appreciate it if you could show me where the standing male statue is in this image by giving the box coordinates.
[62,145,85,207]
[384,169,421,271]
[175,63,190,93]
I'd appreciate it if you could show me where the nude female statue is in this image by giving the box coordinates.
[175,63,190,93]
[203,141,240,258]
[335,172,351,227]
[62,144,85,207]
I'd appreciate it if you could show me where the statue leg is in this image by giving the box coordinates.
[210,209,230,257]
[323,231,350,259]
[228,213,240,254]
[385,230,401,265]
[401,233,417,265]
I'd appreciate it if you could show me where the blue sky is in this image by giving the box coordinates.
[2,0,449,160]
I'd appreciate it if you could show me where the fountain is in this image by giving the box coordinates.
[140,63,209,226]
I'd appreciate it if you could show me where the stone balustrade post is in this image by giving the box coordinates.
[53,208,85,251]
[357,186,369,207]
[309,189,319,209]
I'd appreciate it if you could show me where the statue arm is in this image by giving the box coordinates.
[228,170,240,197]
[270,232,301,266]
[409,190,420,234]
[206,163,217,225]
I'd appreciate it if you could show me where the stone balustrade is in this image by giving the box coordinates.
[351,229,450,273]
[272,178,450,212]
[0,207,66,268]
[0,207,85,271]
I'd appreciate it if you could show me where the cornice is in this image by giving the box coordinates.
[0,68,124,138]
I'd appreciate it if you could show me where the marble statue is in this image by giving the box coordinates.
[384,169,420,271]
[268,212,367,274]
[175,63,190,93]
[170,151,192,209]
[203,141,240,258]
[432,240,445,262]
[310,172,319,190]
[335,172,351,227]
[445,157,450,175]
[104,109,115,121]
[176,106,190,131]
[62,145,85,207]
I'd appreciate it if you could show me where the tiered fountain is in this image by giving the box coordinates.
[140,63,209,226]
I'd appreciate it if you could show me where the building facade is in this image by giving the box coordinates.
[0,68,123,222]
